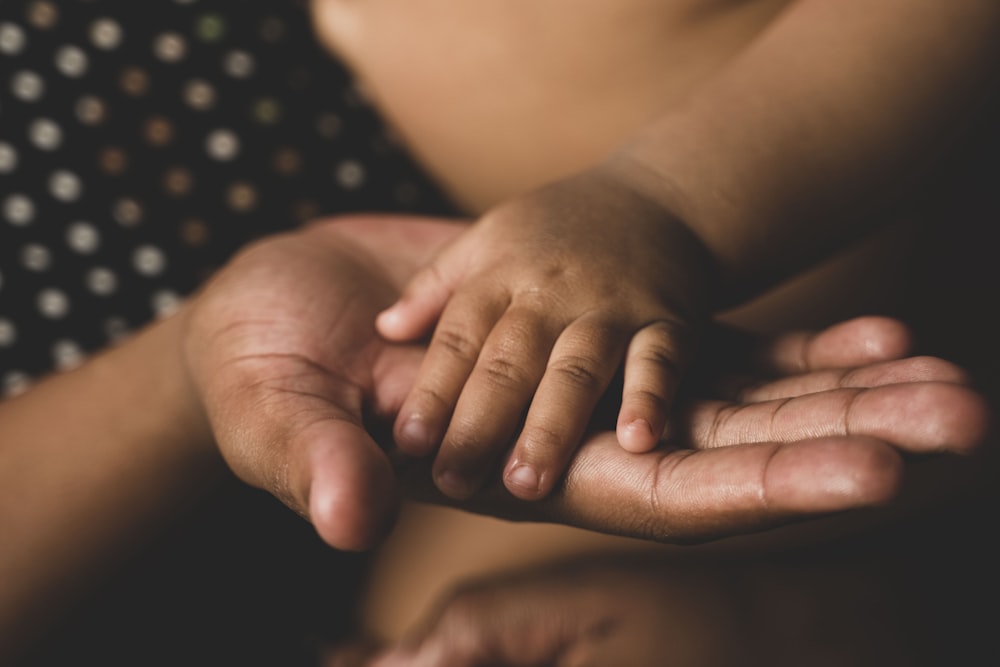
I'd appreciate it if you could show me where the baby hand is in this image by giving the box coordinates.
[377,169,713,500]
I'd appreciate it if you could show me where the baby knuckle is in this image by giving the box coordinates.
[410,383,453,412]
[480,354,530,390]
[642,342,679,369]
[548,355,603,391]
[520,421,567,453]
[433,326,481,362]
[626,386,669,411]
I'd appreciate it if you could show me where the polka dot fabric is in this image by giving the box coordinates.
[0,0,456,396]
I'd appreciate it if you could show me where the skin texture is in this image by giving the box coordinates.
[377,172,714,500]
[183,216,989,548]
[364,0,1000,501]
[5,0,999,658]
[1,214,992,662]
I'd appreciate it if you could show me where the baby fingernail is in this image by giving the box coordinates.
[435,469,472,499]
[399,417,431,452]
[506,464,539,493]
[621,419,654,451]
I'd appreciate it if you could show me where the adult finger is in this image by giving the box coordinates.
[198,353,399,552]
[684,382,988,455]
[751,315,915,375]
[405,382,990,544]
[537,433,907,543]
[737,355,973,403]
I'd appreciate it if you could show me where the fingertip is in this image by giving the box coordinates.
[375,303,407,340]
[376,300,432,342]
[617,418,659,453]
[816,316,916,367]
[859,315,915,360]
[394,413,438,457]
[504,462,544,500]
[434,467,477,500]
[928,383,992,455]
[308,433,400,551]
[434,452,505,499]
[768,438,905,511]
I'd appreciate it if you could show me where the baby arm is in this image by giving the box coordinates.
[619,0,1000,300]
[377,0,1000,501]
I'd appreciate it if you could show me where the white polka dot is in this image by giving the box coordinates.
[0,23,26,55]
[3,194,35,226]
[183,79,215,111]
[86,266,118,295]
[132,245,167,276]
[152,290,182,317]
[112,198,143,226]
[49,170,82,201]
[66,221,100,254]
[37,288,70,319]
[222,50,254,78]
[90,18,122,50]
[3,371,31,398]
[55,45,89,77]
[11,70,44,102]
[206,129,239,161]
[29,118,62,151]
[335,160,366,189]
[0,319,16,347]
[0,142,17,173]
[154,32,187,62]
[21,243,52,272]
[52,339,85,371]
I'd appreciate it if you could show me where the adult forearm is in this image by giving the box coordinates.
[614,0,1000,304]
[0,310,218,659]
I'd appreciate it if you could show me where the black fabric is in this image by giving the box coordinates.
[0,0,456,389]
[1,1,456,664]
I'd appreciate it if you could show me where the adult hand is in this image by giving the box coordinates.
[182,216,466,551]
[183,215,990,551]
[399,312,990,544]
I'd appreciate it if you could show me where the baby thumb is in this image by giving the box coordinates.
[376,251,463,342]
